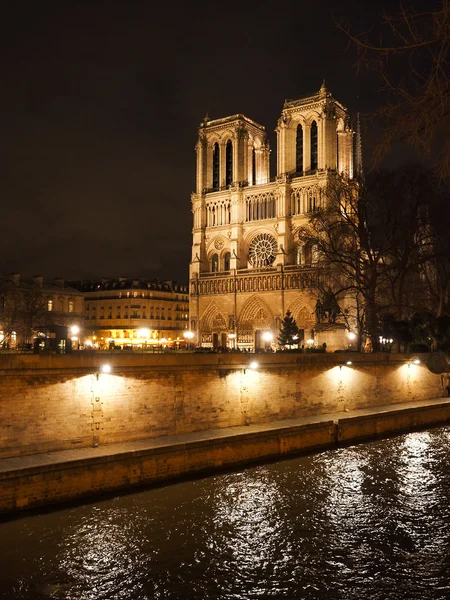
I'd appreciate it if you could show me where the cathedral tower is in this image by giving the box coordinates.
[189,85,354,351]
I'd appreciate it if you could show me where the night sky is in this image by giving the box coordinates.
[0,0,433,284]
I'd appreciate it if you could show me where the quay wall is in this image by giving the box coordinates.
[2,399,450,515]
[0,352,448,459]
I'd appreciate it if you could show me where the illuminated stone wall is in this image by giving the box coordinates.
[0,353,446,459]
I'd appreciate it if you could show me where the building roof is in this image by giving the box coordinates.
[72,278,188,294]
[0,274,83,295]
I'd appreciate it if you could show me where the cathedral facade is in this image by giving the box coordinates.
[189,83,355,351]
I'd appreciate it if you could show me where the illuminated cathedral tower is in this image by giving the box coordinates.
[189,83,354,350]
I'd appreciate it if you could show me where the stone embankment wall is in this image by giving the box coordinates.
[0,352,447,460]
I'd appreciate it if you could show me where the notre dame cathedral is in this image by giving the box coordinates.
[189,82,358,351]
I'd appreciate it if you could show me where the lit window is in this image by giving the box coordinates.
[68,300,74,313]
[47,299,53,312]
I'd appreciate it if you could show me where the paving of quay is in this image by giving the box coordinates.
[2,397,450,476]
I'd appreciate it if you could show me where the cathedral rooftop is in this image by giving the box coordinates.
[200,113,265,130]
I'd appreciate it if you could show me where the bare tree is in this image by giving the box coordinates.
[336,0,450,178]
[0,288,21,347]
[297,168,443,351]
[298,173,389,351]
[377,165,440,320]
[417,186,450,316]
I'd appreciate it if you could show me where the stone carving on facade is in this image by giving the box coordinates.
[235,123,248,141]
[214,238,225,250]
[277,114,291,129]
[323,102,336,120]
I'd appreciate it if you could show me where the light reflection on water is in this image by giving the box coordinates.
[1,426,450,599]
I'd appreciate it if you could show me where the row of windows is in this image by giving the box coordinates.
[245,194,277,222]
[86,292,188,302]
[206,202,231,227]
[206,245,318,273]
[47,299,74,312]
[211,252,231,272]
[86,304,188,311]
[212,141,259,190]
[87,314,189,321]
[212,141,233,189]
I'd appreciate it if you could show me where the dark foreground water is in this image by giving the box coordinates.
[1,427,450,600]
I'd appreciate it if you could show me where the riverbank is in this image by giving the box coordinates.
[2,396,450,516]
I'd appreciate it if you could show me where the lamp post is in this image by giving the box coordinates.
[70,324,80,350]
[262,331,273,352]
[183,330,194,351]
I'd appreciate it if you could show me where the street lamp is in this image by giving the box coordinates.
[228,332,236,350]
[70,325,80,350]
[262,331,273,351]
[183,330,194,351]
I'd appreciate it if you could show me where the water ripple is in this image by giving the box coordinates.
[0,426,450,599]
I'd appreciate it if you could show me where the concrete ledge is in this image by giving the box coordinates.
[1,398,450,516]
[337,401,450,443]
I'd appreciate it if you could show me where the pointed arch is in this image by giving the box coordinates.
[295,123,303,174]
[212,142,220,190]
[238,295,274,330]
[225,139,233,186]
[287,297,315,328]
[310,121,318,171]
[200,300,229,333]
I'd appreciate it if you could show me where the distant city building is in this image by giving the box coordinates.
[74,278,189,349]
[0,273,84,348]
[190,82,358,351]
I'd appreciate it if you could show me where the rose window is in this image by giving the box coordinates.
[248,233,277,267]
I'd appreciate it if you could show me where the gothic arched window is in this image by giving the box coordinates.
[211,254,219,272]
[226,140,233,187]
[252,148,256,185]
[224,252,231,271]
[296,124,303,174]
[310,121,318,172]
[212,143,220,190]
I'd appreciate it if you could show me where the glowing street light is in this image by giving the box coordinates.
[183,330,194,350]
[70,325,80,350]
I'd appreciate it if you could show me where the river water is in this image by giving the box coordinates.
[1,426,450,600]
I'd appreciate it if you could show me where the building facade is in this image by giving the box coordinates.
[0,274,84,348]
[76,278,189,349]
[189,83,356,351]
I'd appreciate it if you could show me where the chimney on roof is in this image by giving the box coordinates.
[10,273,20,285]
[33,275,44,287]
[53,277,64,288]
